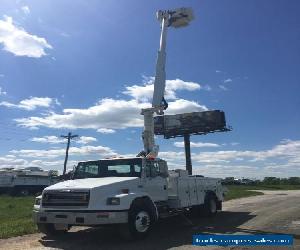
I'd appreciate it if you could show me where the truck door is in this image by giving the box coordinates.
[143,160,168,202]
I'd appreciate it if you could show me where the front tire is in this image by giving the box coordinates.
[119,200,153,240]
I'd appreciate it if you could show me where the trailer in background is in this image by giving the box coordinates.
[0,167,59,196]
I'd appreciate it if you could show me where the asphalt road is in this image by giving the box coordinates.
[0,190,299,250]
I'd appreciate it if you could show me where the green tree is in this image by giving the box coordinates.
[263,177,280,185]
[288,177,300,185]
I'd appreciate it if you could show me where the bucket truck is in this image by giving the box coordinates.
[33,8,226,239]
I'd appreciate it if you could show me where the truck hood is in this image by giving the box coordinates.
[45,177,139,190]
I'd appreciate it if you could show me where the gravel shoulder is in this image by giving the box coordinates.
[0,190,299,250]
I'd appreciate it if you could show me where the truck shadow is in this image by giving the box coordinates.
[38,211,294,250]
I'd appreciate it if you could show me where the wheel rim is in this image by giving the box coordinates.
[135,211,150,233]
[210,198,217,213]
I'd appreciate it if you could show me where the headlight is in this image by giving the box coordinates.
[106,197,120,205]
[35,197,41,206]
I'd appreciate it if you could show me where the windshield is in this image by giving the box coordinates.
[72,158,142,179]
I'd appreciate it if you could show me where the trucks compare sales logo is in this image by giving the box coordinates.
[193,235,293,246]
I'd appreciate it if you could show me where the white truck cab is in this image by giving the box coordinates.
[33,157,225,239]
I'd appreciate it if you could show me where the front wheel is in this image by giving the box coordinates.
[119,201,153,240]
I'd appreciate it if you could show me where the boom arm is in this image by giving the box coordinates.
[152,12,168,112]
[140,8,194,157]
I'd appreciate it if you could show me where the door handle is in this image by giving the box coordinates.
[163,185,167,190]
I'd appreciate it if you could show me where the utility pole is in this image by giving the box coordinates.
[61,132,78,175]
[184,134,192,175]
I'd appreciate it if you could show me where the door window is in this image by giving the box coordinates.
[145,160,164,178]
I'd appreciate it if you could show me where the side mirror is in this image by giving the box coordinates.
[70,165,77,179]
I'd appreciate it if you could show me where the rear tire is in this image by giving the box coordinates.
[203,194,218,217]
[37,223,68,236]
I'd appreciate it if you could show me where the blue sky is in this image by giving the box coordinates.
[0,0,299,178]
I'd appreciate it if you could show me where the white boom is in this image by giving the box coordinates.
[141,8,194,157]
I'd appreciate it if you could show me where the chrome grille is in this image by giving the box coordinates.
[42,190,90,208]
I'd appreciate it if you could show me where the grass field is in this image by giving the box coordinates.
[230,184,300,190]
[224,184,300,201]
[224,186,264,200]
[0,184,300,239]
[0,196,37,239]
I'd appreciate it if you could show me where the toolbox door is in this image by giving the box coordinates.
[177,178,190,207]
[188,178,198,205]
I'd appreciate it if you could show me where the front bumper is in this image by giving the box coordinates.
[33,209,128,225]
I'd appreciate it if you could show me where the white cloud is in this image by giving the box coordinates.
[60,32,70,38]
[77,136,97,144]
[0,16,52,57]
[123,78,202,102]
[16,99,146,130]
[160,139,300,178]
[5,154,16,158]
[0,155,75,172]
[215,70,222,73]
[21,6,30,15]
[14,78,207,130]
[0,97,59,110]
[165,99,207,114]
[15,98,207,130]
[203,85,212,91]
[11,145,116,159]
[174,141,220,148]
[224,78,233,83]
[31,136,64,144]
[219,85,228,91]
[0,156,27,168]
[31,135,97,145]
[0,87,7,95]
[2,139,300,177]
[97,128,115,134]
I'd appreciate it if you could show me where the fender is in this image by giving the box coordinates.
[204,190,222,210]
[204,190,217,199]
[112,192,157,213]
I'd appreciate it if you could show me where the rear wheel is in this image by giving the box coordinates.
[203,194,218,217]
[37,223,68,236]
